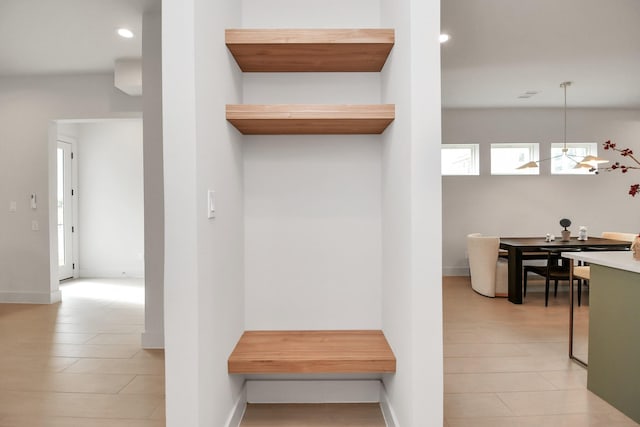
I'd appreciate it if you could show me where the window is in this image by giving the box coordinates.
[441,144,479,176]
[550,142,599,175]
[490,143,539,175]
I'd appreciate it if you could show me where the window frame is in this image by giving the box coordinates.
[441,143,480,176]
[550,142,599,175]
[490,143,540,175]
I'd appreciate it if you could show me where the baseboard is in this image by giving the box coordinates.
[79,269,144,278]
[380,384,399,427]
[246,380,381,403]
[141,331,165,349]
[225,386,247,427]
[0,290,61,304]
[443,267,469,276]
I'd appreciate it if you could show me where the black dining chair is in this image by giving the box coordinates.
[523,248,582,306]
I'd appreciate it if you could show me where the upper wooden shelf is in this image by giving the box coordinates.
[225,29,395,72]
[226,104,394,135]
[228,330,396,374]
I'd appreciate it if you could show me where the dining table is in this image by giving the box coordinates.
[499,236,632,304]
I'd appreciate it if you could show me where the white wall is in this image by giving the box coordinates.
[380,0,443,425]
[142,8,165,349]
[163,0,244,425]
[246,0,443,423]
[244,137,382,329]
[194,0,245,424]
[242,0,383,330]
[0,74,140,303]
[76,120,144,278]
[164,0,443,424]
[242,0,381,27]
[443,108,640,275]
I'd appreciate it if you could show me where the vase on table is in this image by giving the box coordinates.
[559,218,572,242]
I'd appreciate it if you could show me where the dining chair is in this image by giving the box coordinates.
[573,231,637,286]
[467,233,508,297]
[601,231,638,242]
[523,248,581,306]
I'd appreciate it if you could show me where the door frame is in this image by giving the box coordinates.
[56,134,79,281]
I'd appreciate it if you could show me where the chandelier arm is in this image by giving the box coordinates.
[537,154,566,163]
[564,155,582,165]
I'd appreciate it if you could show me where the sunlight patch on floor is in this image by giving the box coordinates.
[60,278,145,305]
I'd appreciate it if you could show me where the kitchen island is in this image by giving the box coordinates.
[562,250,640,424]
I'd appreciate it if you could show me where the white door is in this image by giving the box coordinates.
[57,141,74,280]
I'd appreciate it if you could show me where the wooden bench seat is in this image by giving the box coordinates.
[228,330,396,374]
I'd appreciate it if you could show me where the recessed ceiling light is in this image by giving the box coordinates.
[117,28,134,39]
[439,34,450,43]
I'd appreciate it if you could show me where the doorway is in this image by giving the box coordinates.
[53,120,145,280]
[57,138,75,281]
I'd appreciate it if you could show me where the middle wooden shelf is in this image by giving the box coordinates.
[226,104,395,135]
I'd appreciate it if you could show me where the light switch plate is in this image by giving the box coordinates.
[9,201,16,212]
[207,190,215,219]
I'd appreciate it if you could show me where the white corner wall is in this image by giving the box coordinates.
[242,0,383,331]
[442,108,640,276]
[77,120,144,278]
[142,8,165,349]
[380,0,443,425]
[164,0,443,424]
[0,74,141,304]
[162,0,244,425]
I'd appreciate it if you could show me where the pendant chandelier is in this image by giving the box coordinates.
[517,81,608,170]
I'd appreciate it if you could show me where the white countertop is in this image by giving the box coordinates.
[562,250,640,274]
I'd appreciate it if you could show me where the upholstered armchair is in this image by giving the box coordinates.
[467,233,508,297]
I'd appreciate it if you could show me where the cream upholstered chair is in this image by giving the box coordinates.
[601,231,637,242]
[573,231,637,281]
[467,233,508,297]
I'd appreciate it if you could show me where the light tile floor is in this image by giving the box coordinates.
[0,278,165,427]
[240,403,386,426]
[5,277,637,426]
[443,276,639,426]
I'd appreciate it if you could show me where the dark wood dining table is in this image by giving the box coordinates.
[499,237,631,304]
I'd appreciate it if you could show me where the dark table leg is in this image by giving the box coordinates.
[508,247,523,304]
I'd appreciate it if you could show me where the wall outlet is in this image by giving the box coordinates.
[31,220,39,231]
[9,201,16,212]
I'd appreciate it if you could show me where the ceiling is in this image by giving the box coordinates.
[441,0,640,108]
[2,0,638,109]
[0,0,159,77]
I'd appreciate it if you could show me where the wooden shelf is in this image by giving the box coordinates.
[225,29,394,72]
[226,104,394,135]
[228,330,396,374]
